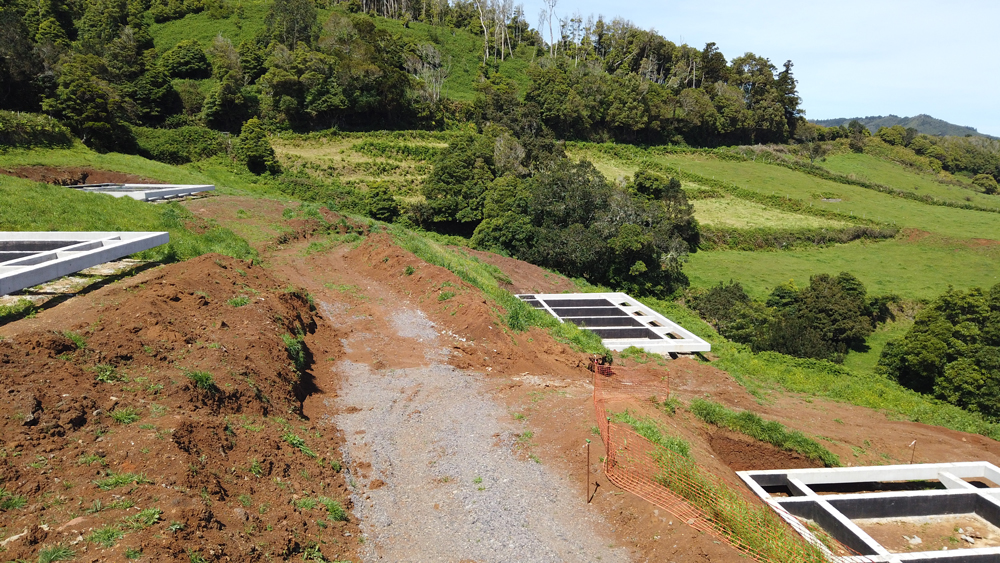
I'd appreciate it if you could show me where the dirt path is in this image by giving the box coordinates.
[271,240,633,562]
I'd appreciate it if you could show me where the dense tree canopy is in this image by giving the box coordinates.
[877,285,1000,419]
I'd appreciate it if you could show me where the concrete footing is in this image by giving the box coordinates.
[517,292,710,354]
[739,462,1000,562]
[0,232,169,296]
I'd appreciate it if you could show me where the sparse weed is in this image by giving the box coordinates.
[121,508,161,530]
[87,525,124,547]
[282,433,317,458]
[125,547,142,559]
[62,331,86,349]
[94,471,151,491]
[93,364,127,384]
[317,497,347,521]
[110,406,142,425]
[227,295,250,307]
[37,544,75,562]
[0,487,27,510]
[184,370,217,393]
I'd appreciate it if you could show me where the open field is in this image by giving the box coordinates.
[693,197,849,229]
[655,153,1000,240]
[686,233,1000,300]
[820,152,990,207]
[272,132,451,195]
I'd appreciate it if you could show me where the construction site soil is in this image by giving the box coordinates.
[0,166,160,185]
[4,196,1000,562]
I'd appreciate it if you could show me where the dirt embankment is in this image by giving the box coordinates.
[0,254,360,562]
[0,166,161,185]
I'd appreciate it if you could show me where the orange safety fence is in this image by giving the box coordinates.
[589,357,876,562]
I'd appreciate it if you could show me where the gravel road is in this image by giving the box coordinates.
[323,306,631,562]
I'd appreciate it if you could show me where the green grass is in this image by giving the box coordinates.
[121,508,162,530]
[655,153,1000,240]
[282,433,317,458]
[149,0,276,51]
[0,298,38,324]
[0,173,254,263]
[820,153,993,208]
[93,471,152,491]
[227,295,251,307]
[693,197,848,229]
[610,410,690,457]
[0,487,27,510]
[110,406,142,425]
[689,399,840,467]
[841,317,915,375]
[37,544,75,562]
[87,525,124,547]
[184,370,217,392]
[685,235,1000,300]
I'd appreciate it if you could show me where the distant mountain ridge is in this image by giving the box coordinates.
[812,114,995,139]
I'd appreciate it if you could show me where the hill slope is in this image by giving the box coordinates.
[813,114,994,138]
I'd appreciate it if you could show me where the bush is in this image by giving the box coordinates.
[0,111,74,149]
[877,283,1000,419]
[160,39,212,78]
[235,118,279,175]
[973,174,998,195]
[132,125,227,164]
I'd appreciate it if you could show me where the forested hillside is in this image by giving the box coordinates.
[814,114,994,139]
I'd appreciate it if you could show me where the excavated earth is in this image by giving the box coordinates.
[5,197,1000,562]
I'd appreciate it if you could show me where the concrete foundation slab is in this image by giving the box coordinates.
[517,292,711,354]
[0,232,168,295]
[739,462,1000,562]
[71,183,214,201]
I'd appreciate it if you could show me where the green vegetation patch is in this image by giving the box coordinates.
[693,198,848,230]
[690,399,840,467]
[610,410,690,457]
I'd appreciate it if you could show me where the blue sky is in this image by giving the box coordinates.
[517,0,1000,136]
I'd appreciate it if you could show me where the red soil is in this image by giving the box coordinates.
[0,166,160,185]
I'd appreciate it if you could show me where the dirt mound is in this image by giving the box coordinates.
[338,233,588,377]
[0,254,360,562]
[458,247,576,295]
[708,430,823,471]
[1,166,159,185]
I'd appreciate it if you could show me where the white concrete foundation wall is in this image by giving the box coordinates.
[739,462,1000,562]
[517,292,711,354]
[74,184,215,201]
[0,232,169,295]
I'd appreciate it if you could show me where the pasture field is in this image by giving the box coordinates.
[272,131,451,195]
[820,152,990,207]
[655,153,1000,240]
[686,233,1000,300]
[693,198,849,229]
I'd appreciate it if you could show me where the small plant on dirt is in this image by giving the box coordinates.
[125,547,142,559]
[249,459,264,477]
[0,487,27,510]
[437,291,456,302]
[329,459,342,472]
[282,433,317,458]
[651,395,682,416]
[37,544,75,562]
[122,508,161,530]
[187,549,207,563]
[281,333,308,375]
[93,364,127,384]
[516,431,534,446]
[294,498,317,510]
[473,476,482,484]
[512,413,525,421]
[403,265,415,276]
[227,295,251,307]
[317,497,348,521]
[238,494,252,507]
[88,525,124,547]
[301,542,330,561]
[62,331,86,349]
[94,471,151,491]
[167,521,185,533]
[110,406,141,425]
[184,370,217,393]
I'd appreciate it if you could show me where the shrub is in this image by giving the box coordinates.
[281,333,307,374]
[235,118,279,175]
[973,174,998,195]
[0,111,74,149]
[133,125,226,164]
[161,39,212,78]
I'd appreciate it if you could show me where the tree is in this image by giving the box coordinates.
[41,53,132,151]
[973,174,998,195]
[235,117,279,174]
[267,0,318,48]
[161,39,211,78]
